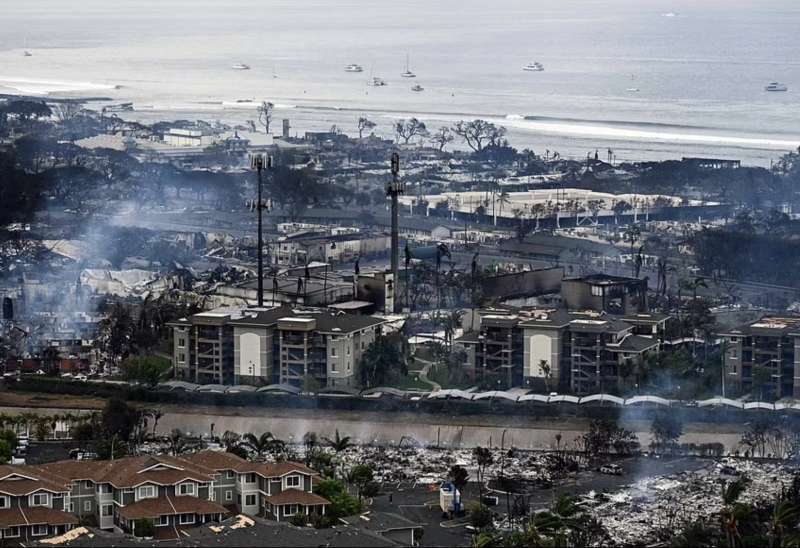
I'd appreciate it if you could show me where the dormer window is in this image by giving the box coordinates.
[0,496,8,509]
[285,475,301,488]
[30,493,49,507]
[178,482,196,496]
[138,485,156,500]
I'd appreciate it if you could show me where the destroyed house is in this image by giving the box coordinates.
[170,306,385,389]
[561,274,649,315]
[0,451,326,541]
[720,316,800,399]
[456,307,667,393]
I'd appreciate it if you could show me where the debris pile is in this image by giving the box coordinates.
[585,459,794,545]
[332,445,582,487]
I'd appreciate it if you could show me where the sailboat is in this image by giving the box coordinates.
[627,74,640,92]
[367,65,387,87]
[401,54,416,78]
[23,38,32,57]
[272,64,278,79]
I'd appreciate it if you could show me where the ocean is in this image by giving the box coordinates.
[1,0,799,165]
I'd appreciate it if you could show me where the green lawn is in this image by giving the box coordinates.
[427,365,473,390]
[390,373,432,392]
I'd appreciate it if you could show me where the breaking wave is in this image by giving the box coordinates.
[0,77,117,95]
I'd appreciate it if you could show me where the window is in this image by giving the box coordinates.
[178,483,196,496]
[225,490,233,501]
[245,473,256,484]
[286,475,301,488]
[32,525,48,537]
[286,504,299,516]
[591,285,603,297]
[346,346,350,355]
[178,337,186,348]
[4,526,19,538]
[102,504,113,517]
[245,494,257,506]
[0,496,8,509]
[83,500,92,512]
[179,514,195,525]
[330,347,337,357]
[68,502,74,513]
[226,470,235,480]
[178,353,186,363]
[138,485,156,500]
[30,493,49,507]
[84,481,92,490]
[159,515,169,526]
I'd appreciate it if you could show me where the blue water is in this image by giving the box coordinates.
[1,0,799,164]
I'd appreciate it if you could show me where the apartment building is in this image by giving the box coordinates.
[457,307,668,393]
[171,306,385,389]
[0,451,326,541]
[720,316,800,399]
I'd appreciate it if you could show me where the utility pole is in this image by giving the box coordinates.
[387,152,404,312]
[248,154,273,307]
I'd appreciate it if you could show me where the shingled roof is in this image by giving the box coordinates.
[119,495,229,521]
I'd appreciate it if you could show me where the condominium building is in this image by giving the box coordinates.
[457,307,669,393]
[170,306,385,389]
[720,316,800,399]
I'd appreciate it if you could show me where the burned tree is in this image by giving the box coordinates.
[394,117,428,144]
[357,116,376,138]
[452,119,506,152]
[429,126,455,151]
[258,101,274,134]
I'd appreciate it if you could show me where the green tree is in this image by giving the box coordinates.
[0,440,11,464]
[120,356,171,386]
[349,464,374,503]
[359,334,407,388]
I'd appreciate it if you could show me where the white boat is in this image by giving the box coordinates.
[401,54,416,78]
[370,77,387,87]
[765,82,788,92]
[24,50,32,57]
[411,84,424,92]
[345,64,364,73]
[232,63,250,70]
[523,62,544,72]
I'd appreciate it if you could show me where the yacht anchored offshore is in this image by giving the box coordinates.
[765,82,788,92]
[523,62,544,72]
[345,64,364,73]
[231,63,251,70]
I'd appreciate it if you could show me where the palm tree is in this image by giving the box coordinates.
[243,432,275,460]
[324,429,352,453]
[222,430,241,451]
[720,479,747,548]
[769,500,800,547]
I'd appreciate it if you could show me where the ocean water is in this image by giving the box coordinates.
[1,0,799,165]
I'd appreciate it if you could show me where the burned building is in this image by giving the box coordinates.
[561,274,648,315]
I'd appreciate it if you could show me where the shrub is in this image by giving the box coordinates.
[468,501,493,529]
[134,518,155,538]
[289,513,307,527]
